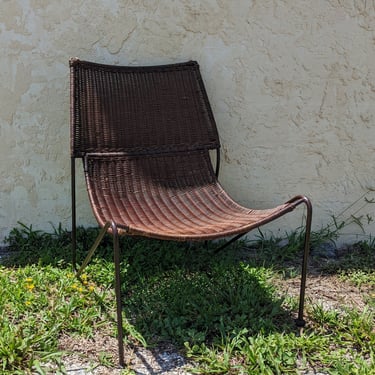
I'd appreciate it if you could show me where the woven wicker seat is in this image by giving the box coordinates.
[70,59,312,367]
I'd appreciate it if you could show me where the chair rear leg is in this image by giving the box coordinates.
[295,196,312,327]
[112,221,125,368]
[71,157,77,271]
[76,222,111,278]
[214,232,247,254]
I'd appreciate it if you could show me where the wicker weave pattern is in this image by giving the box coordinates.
[70,59,301,241]
[84,151,294,240]
[71,59,219,157]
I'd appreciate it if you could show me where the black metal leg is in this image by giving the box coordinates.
[71,157,77,271]
[76,222,111,278]
[214,195,312,326]
[295,196,313,327]
[214,232,247,254]
[73,219,125,367]
[112,221,125,368]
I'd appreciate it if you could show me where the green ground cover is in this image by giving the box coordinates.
[0,223,374,374]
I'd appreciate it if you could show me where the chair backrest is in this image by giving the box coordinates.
[70,59,220,158]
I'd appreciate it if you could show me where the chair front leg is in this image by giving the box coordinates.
[295,196,313,327]
[112,221,125,368]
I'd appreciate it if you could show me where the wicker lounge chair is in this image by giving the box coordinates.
[69,58,312,367]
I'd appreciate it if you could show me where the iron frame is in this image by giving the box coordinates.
[71,154,312,367]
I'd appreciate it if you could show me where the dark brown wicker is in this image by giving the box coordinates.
[70,58,312,367]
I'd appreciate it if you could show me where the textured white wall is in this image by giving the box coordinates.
[0,0,374,243]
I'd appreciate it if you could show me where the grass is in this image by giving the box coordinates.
[0,223,374,374]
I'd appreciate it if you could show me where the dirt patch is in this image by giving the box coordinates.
[280,273,371,312]
[57,333,194,375]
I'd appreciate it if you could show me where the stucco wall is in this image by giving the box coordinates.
[0,0,374,244]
